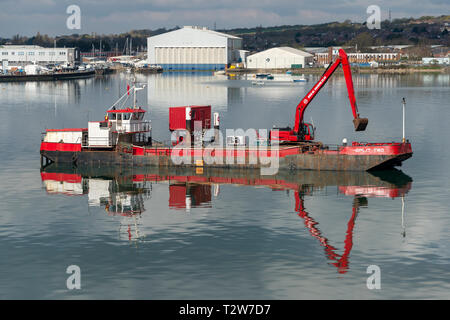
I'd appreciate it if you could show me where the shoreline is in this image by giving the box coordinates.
[0,70,96,82]
[226,66,450,75]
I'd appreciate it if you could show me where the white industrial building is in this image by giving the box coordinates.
[147,26,244,71]
[0,45,80,67]
[246,47,314,69]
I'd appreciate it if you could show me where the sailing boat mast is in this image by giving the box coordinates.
[123,38,128,55]
[130,38,132,56]
[133,77,137,109]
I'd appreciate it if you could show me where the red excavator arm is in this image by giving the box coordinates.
[271,49,368,143]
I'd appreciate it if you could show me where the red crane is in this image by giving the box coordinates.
[271,49,368,143]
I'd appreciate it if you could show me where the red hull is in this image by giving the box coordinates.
[40,141,413,171]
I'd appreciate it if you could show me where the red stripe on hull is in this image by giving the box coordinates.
[40,142,82,152]
[338,185,409,198]
[133,146,288,158]
[340,142,412,156]
[40,172,82,183]
[46,128,87,132]
[132,142,411,159]
[129,173,412,197]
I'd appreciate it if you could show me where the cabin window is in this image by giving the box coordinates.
[110,113,116,120]
[131,112,144,120]
[123,113,130,120]
[117,114,122,120]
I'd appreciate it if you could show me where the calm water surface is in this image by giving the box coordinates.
[0,72,449,299]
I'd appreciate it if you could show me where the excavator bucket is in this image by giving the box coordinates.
[353,117,368,131]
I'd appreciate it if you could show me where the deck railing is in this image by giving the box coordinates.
[86,137,112,147]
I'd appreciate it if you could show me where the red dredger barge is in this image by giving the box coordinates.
[40,49,412,171]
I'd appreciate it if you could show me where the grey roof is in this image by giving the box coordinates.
[277,47,314,57]
[148,26,242,41]
[181,26,241,39]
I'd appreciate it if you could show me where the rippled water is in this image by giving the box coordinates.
[0,71,449,299]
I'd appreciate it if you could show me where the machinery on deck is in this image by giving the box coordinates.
[270,49,369,144]
[40,57,412,171]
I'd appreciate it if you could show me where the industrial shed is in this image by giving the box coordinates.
[0,45,80,67]
[246,47,314,69]
[147,26,243,71]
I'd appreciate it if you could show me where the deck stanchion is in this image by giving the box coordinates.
[402,98,406,143]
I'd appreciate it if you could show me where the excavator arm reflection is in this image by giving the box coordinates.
[295,189,364,274]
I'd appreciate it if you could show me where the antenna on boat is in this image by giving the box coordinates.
[107,77,146,111]
[109,89,130,110]
[132,76,146,109]
[133,77,137,109]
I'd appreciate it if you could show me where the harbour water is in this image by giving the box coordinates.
[0,72,449,299]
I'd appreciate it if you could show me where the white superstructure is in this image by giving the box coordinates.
[147,26,243,70]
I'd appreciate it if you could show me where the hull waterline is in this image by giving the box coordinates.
[40,142,413,172]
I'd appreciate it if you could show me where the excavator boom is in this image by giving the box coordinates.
[340,50,369,131]
[295,49,368,133]
[273,49,368,143]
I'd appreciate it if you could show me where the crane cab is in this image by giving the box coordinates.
[270,122,315,144]
[302,123,315,141]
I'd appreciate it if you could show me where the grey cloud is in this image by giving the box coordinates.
[0,0,448,37]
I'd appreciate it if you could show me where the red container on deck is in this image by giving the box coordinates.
[169,106,211,131]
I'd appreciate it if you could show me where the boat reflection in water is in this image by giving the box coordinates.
[40,165,412,273]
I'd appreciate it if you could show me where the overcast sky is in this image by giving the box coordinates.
[0,0,448,37]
